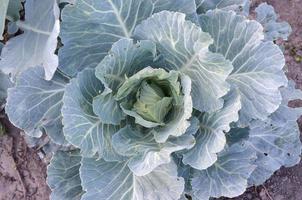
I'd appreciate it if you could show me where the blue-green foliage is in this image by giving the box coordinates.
[1,0,301,200]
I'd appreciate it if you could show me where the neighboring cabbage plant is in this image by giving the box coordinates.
[1,0,301,200]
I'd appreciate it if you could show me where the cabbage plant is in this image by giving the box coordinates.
[1,0,301,200]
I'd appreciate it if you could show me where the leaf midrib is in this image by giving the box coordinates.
[107,0,131,38]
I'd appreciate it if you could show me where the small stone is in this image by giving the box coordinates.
[294,55,302,63]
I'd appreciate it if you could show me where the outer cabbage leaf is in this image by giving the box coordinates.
[112,125,195,176]
[195,0,249,15]
[0,0,59,80]
[246,81,302,186]
[200,10,287,124]
[226,127,250,146]
[134,11,233,112]
[62,68,124,161]
[0,0,22,39]
[182,90,241,170]
[246,120,301,186]
[92,93,125,125]
[6,67,69,145]
[0,70,12,105]
[225,81,302,186]
[191,144,256,200]
[6,0,22,21]
[80,158,184,200]
[270,80,302,125]
[0,0,9,40]
[173,152,197,194]
[47,150,83,200]
[7,21,18,35]
[59,0,196,77]
[0,42,3,53]
[24,134,73,159]
[255,3,292,41]
[94,38,156,125]
[60,0,75,4]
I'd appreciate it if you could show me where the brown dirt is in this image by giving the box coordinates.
[0,115,50,200]
[0,1,301,200]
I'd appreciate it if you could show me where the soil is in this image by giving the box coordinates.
[0,0,301,200]
[0,115,50,200]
